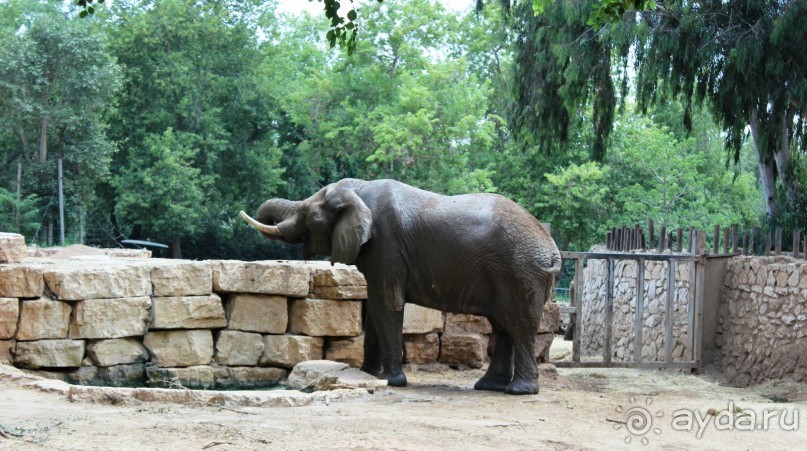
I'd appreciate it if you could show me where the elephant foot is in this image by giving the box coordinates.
[379,371,407,387]
[473,375,509,392]
[504,378,539,395]
[360,364,383,377]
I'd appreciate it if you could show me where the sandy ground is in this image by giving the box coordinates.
[1,338,806,450]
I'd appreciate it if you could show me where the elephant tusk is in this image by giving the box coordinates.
[239,211,283,236]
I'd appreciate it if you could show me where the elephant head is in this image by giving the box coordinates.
[240,182,373,264]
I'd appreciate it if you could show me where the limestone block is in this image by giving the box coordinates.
[214,366,287,390]
[311,266,367,299]
[0,266,44,298]
[151,261,213,296]
[225,294,288,334]
[146,365,216,389]
[0,298,19,339]
[539,302,561,334]
[151,295,226,329]
[403,304,445,334]
[215,330,264,366]
[326,335,364,367]
[0,339,14,363]
[69,297,151,339]
[438,333,489,369]
[213,261,309,296]
[143,330,214,368]
[86,338,149,367]
[404,332,440,364]
[44,264,152,300]
[444,313,489,335]
[0,233,26,263]
[14,339,85,369]
[287,360,386,391]
[289,298,362,337]
[66,363,146,387]
[16,298,71,340]
[260,335,323,368]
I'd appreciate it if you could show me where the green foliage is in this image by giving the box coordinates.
[0,187,40,237]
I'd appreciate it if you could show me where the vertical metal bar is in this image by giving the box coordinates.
[604,257,614,366]
[573,257,584,364]
[634,258,645,364]
[664,259,676,363]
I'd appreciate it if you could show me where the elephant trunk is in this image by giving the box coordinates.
[245,199,307,243]
[256,199,302,225]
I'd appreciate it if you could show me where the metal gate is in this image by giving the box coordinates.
[551,249,705,370]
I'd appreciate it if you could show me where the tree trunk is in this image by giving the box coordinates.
[171,235,182,259]
[774,105,800,207]
[38,117,48,163]
[749,111,778,218]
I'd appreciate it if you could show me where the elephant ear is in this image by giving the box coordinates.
[327,188,373,265]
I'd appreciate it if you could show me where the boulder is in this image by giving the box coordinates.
[225,294,288,334]
[14,339,85,369]
[150,261,213,296]
[0,233,26,263]
[214,367,287,390]
[402,304,445,334]
[44,264,152,300]
[143,330,214,368]
[16,298,72,340]
[151,295,226,329]
[86,338,149,367]
[539,302,561,334]
[215,330,265,366]
[325,335,365,367]
[404,332,440,364]
[287,360,386,391]
[310,266,367,299]
[289,298,362,337]
[66,363,146,387]
[213,261,309,296]
[260,335,323,368]
[0,339,14,363]
[0,298,19,339]
[0,266,44,298]
[69,297,151,339]
[146,365,216,389]
[438,333,489,369]
[444,313,491,334]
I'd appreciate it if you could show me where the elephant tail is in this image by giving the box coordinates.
[535,243,562,274]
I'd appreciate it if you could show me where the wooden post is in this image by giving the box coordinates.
[573,257,584,364]
[648,219,655,250]
[676,228,683,252]
[693,233,706,370]
[793,230,801,259]
[742,230,749,255]
[765,230,771,256]
[712,225,720,255]
[731,224,739,253]
[723,227,731,254]
[604,258,615,366]
[752,227,760,256]
[634,258,645,364]
[664,259,676,363]
[775,227,782,256]
[659,226,667,251]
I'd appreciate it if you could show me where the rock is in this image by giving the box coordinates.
[0,339,14,363]
[0,233,26,263]
[403,304,445,334]
[287,360,386,391]
[311,266,366,288]
[312,285,368,300]
[438,333,489,369]
[16,298,72,340]
[213,261,309,297]
[143,330,214,368]
[14,339,85,369]
[404,332,439,364]
[0,298,19,339]
[214,367,287,390]
[215,330,264,366]
[146,365,216,389]
[0,266,44,298]
[44,264,152,300]
[66,363,146,387]
[538,362,558,380]
[325,335,364,367]
[86,338,149,367]
[445,313,493,334]
[150,261,213,296]
[260,335,323,368]
[539,302,561,334]
[535,332,554,362]
[288,298,362,337]
[225,294,288,334]
[151,294,226,329]
[69,297,151,339]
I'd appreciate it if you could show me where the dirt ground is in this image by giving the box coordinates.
[1,338,806,450]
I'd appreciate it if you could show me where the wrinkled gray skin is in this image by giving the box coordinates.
[243,179,561,395]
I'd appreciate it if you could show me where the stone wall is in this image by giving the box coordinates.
[0,247,559,389]
[716,256,807,386]
[580,254,694,362]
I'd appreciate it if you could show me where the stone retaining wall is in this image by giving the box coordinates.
[0,250,559,389]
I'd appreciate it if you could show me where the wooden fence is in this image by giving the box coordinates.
[606,219,806,259]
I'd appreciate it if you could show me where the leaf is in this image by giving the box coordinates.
[347,9,357,21]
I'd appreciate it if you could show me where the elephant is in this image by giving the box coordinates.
[240,178,561,395]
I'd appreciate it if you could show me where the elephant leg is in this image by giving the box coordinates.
[360,313,382,376]
[474,327,513,392]
[506,331,539,395]
[366,297,407,387]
